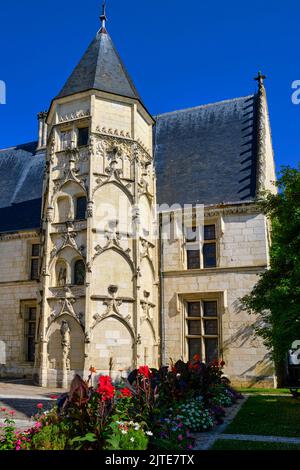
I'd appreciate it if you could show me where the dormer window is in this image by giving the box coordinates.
[77,127,89,147]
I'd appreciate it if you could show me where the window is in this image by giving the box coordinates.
[61,130,72,150]
[203,225,217,268]
[30,244,40,280]
[186,224,217,270]
[186,300,219,363]
[77,127,89,147]
[76,196,87,220]
[25,307,36,362]
[74,260,85,285]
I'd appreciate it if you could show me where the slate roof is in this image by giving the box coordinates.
[57,30,141,101]
[0,93,260,233]
[0,142,44,233]
[154,95,258,206]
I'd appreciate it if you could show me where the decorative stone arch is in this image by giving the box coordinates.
[90,312,135,340]
[93,245,135,274]
[93,179,134,206]
[51,178,87,206]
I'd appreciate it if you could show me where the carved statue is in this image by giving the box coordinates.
[60,320,71,370]
[58,267,67,287]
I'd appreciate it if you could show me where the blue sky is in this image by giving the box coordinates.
[0,0,299,170]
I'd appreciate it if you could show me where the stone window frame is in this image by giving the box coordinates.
[20,300,37,363]
[184,216,221,270]
[28,241,40,281]
[177,291,225,363]
[76,126,89,148]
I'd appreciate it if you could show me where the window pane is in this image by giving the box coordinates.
[31,259,39,280]
[205,338,218,364]
[188,302,201,317]
[28,322,36,336]
[76,197,87,220]
[78,127,89,147]
[32,244,40,257]
[203,301,218,317]
[187,249,200,269]
[204,225,216,240]
[29,308,36,321]
[74,260,85,285]
[203,243,216,268]
[187,320,201,335]
[188,338,201,363]
[204,320,218,335]
[27,337,35,362]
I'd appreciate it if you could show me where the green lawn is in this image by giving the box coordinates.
[212,439,300,450]
[225,396,300,437]
[237,387,290,395]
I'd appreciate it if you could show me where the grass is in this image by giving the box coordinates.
[225,396,300,437]
[236,387,290,395]
[212,439,300,450]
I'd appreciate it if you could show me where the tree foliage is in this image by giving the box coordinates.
[242,165,300,365]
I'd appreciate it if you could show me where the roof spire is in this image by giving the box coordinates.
[100,1,107,34]
[254,71,267,90]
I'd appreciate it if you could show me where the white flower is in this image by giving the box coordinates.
[121,430,128,434]
[146,431,153,436]
[130,437,135,442]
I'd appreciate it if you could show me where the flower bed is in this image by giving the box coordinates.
[0,358,242,451]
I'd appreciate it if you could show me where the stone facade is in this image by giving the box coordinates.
[161,205,275,387]
[0,16,277,388]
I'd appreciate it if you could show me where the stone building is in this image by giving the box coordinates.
[0,10,276,387]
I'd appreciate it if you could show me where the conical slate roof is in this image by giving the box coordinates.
[57,29,141,100]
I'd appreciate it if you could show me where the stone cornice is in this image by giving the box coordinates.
[163,265,267,278]
[0,230,40,242]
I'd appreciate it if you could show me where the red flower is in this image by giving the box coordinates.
[36,403,43,409]
[97,375,115,401]
[220,360,225,367]
[50,395,58,400]
[138,365,151,378]
[1,407,6,412]
[193,354,201,362]
[119,387,132,398]
[9,410,15,415]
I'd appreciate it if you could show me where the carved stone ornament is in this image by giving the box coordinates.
[92,219,131,263]
[92,285,133,328]
[48,287,84,329]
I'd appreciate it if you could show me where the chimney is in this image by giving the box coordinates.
[37,111,48,149]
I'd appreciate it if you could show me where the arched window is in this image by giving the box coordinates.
[74,260,85,285]
[76,196,87,220]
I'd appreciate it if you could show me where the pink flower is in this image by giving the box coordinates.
[178,434,183,441]
[9,410,15,415]
[1,407,7,412]
[36,403,43,409]
[16,446,21,451]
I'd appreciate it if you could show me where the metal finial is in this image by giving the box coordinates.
[254,71,267,88]
[100,1,107,33]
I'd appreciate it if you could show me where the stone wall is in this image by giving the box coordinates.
[0,232,39,378]
[161,205,275,388]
